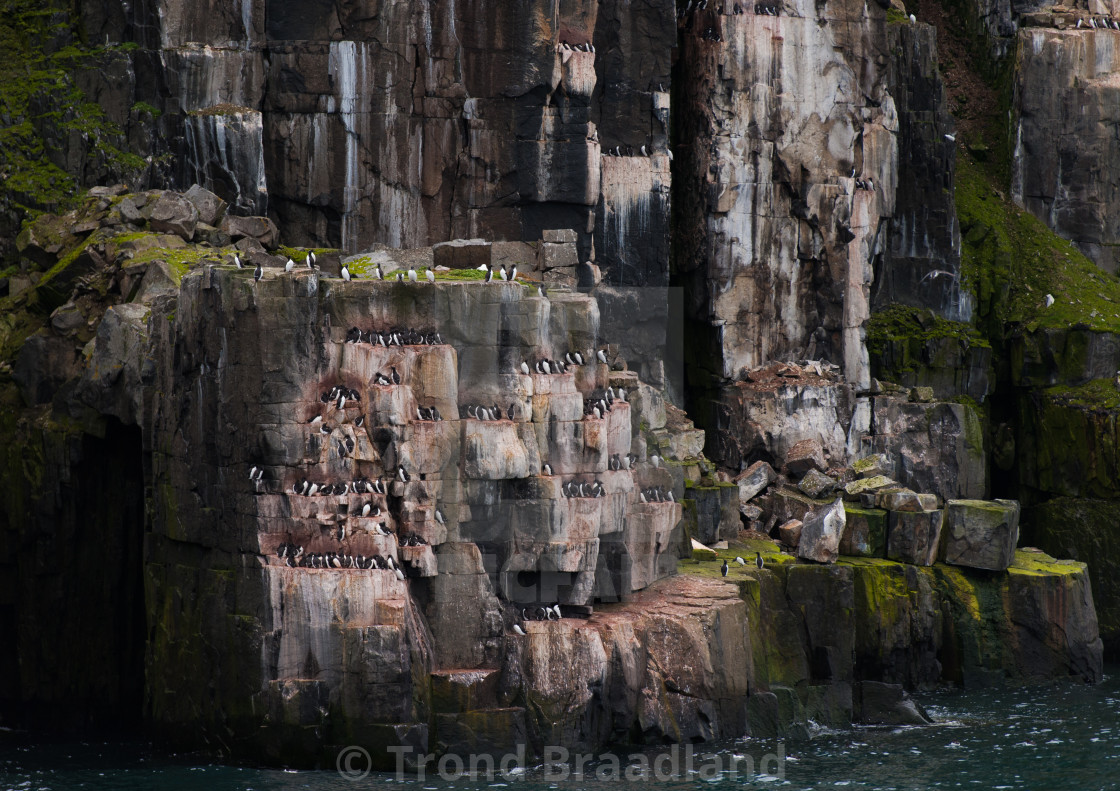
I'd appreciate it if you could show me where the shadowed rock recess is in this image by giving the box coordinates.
[0,0,1110,773]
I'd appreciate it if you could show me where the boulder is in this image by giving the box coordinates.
[840,505,887,557]
[542,228,577,243]
[785,438,826,475]
[221,215,280,249]
[798,468,837,498]
[778,519,803,547]
[539,242,578,269]
[852,454,890,478]
[147,191,199,240]
[878,490,938,512]
[183,184,228,226]
[735,460,776,501]
[844,475,897,498]
[854,681,931,726]
[887,509,944,566]
[690,539,717,561]
[432,239,491,269]
[942,499,1021,571]
[797,498,845,564]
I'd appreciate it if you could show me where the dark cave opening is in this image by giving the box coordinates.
[0,419,147,734]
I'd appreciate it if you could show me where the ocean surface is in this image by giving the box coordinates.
[3,668,1118,791]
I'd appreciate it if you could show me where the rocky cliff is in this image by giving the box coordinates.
[0,0,1116,771]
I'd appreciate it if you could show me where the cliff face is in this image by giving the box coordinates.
[1,0,1117,768]
[68,0,674,286]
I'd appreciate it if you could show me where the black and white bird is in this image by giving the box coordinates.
[521,361,531,375]
[254,262,263,281]
[391,366,401,385]
[537,284,547,298]
[596,348,608,364]
[509,265,517,281]
[408,266,417,282]
[485,265,494,283]
[376,262,384,280]
[397,465,411,482]
[543,463,553,476]
[435,509,446,525]
[426,268,435,283]
[341,264,351,281]
[755,552,764,569]
[499,265,508,281]
[234,253,243,269]
[734,556,746,566]
[308,251,316,268]
[721,559,729,577]
[513,623,527,636]
[362,503,371,517]
[285,257,295,272]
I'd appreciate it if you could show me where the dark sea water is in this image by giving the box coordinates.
[3,668,1119,791]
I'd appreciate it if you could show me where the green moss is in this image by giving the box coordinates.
[886,7,910,24]
[957,154,1120,338]
[276,245,338,262]
[867,304,989,379]
[1040,378,1120,412]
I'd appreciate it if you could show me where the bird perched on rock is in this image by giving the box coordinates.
[234,253,242,269]
[254,262,263,281]
[756,552,764,569]
[513,624,527,636]
[426,268,435,283]
[734,556,746,566]
[408,266,418,282]
[376,262,384,280]
[285,257,295,272]
[721,559,729,577]
[308,251,316,269]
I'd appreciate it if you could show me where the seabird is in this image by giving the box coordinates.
[909,13,916,23]
[499,265,508,281]
[596,348,608,364]
[721,559,729,577]
[735,556,746,566]
[394,567,406,581]
[756,552,764,569]
[426,268,435,283]
[509,265,517,281]
[308,252,316,268]
[285,258,295,272]
[543,463,552,476]
[945,133,956,142]
[396,272,404,282]
[408,266,417,282]
[341,264,351,281]
[641,145,647,156]
[513,624,527,636]
[537,284,547,298]
[391,367,401,385]
[521,361,530,375]
[435,509,446,525]
[650,454,661,468]
[249,466,259,480]
[397,465,411,482]
[254,262,263,281]
[355,415,364,427]
[1044,294,1055,307]
[362,503,371,518]
[485,265,494,283]
[376,263,384,280]
[234,254,242,269]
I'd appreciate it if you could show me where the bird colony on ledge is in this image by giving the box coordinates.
[236,254,684,634]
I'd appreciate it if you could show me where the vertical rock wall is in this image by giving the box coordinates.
[75,0,675,284]
[675,0,899,399]
[143,267,683,759]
